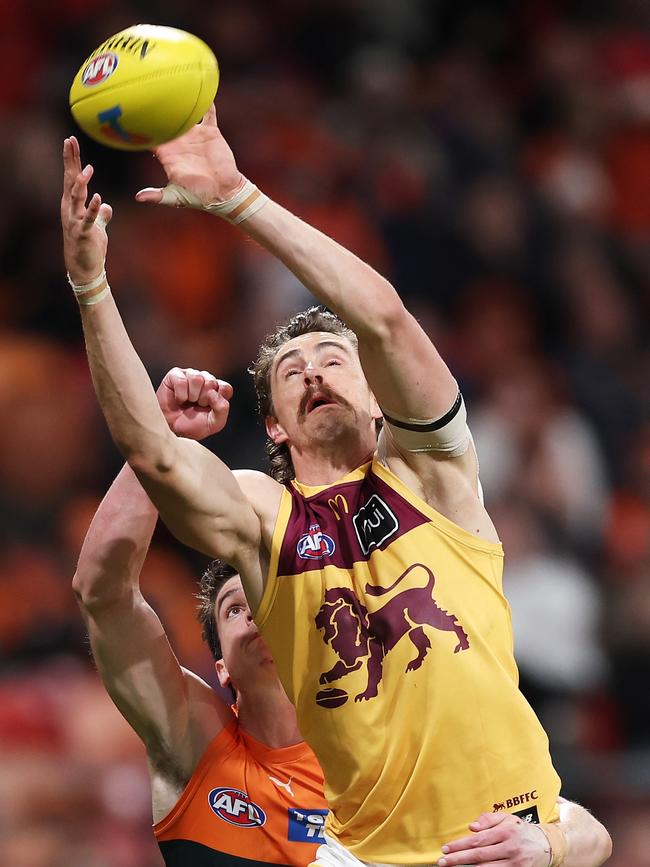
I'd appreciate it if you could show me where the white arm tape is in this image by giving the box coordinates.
[382,391,470,456]
[159,178,269,224]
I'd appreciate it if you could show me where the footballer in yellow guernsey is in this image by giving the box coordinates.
[257,457,560,862]
[62,103,611,867]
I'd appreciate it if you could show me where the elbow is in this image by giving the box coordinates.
[123,437,177,481]
[360,295,408,343]
[595,824,613,865]
[71,570,85,604]
[72,568,100,611]
[72,569,98,612]
[72,570,133,614]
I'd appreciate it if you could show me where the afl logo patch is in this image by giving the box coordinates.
[208,787,267,827]
[82,53,119,86]
[297,523,335,560]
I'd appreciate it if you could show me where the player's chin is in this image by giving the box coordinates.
[308,409,353,437]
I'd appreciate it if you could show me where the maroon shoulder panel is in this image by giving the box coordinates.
[276,469,430,577]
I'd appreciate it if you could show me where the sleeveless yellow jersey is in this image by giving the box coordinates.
[255,458,561,865]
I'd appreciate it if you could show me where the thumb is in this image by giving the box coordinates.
[469,812,508,831]
[135,183,203,209]
[216,379,234,401]
[207,389,230,433]
[135,187,164,204]
[208,387,230,414]
[96,202,112,230]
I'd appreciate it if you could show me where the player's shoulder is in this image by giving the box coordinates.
[234,469,283,507]
[234,468,282,488]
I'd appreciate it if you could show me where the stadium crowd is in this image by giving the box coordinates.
[1,1,649,864]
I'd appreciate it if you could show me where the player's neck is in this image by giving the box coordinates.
[291,438,376,486]
[237,681,303,748]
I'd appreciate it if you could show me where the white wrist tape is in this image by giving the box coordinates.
[67,268,111,306]
[159,177,269,224]
[538,822,568,867]
[382,391,470,456]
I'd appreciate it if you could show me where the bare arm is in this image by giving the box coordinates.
[134,108,496,540]
[439,799,612,867]
[61,136,264,588]
[72,463,230,775]
[136,108,457,424]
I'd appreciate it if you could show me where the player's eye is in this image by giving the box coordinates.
[285,369,300,378]
[227,605,243,618]
[325,358,342,367]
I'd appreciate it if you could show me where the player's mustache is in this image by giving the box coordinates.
[299,385,349,418]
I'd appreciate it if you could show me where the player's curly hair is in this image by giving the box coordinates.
[196,559,238,662]
[249,306,358,482]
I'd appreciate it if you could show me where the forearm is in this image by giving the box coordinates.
[72,460,203,753]
[242,199,404,338]
[73,463,157,609]
[79,292,176,471]
[550,798,612,867]
[440,798,611,867]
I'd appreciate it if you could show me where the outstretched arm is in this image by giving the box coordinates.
[72,462,230,774]
[135,108,495,540]
[439,799,612,867]
[136,107,457,427]
[61,136,266,596]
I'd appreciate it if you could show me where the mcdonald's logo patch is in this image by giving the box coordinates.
[327,494,349,520]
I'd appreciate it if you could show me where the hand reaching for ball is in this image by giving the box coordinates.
[135,104,245,209]
[156,367,233,441]
[61,136,112,285]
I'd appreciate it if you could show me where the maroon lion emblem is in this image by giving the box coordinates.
[314,563,469,706]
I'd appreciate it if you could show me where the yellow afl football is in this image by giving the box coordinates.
[69,24,219,151]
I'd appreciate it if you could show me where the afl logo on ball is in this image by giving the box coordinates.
[82,53,119,87]
[316,688,348,708]
[208,787,267,828]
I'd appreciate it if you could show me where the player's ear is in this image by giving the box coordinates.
[265,416,288,444]
[215,659,230,689]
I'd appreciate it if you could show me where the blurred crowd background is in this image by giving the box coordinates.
[1,0,649,864]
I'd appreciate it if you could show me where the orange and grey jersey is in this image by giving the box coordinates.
[256,458,561,864]
[154,717,327,866]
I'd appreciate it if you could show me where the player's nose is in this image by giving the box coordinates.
[303,361,323,385]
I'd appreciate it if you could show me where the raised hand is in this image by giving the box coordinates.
[438,812,551,867]
[61,136,112,284]
[156,368,233,441]
[135,104,243,208]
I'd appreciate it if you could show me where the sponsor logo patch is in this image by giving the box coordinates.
[493,790,539,814]
[288,808,328,842]
[208,787,266,827]
[297,523,335,560]
[97,105,151,145]
[513,805,540,823]
[82,53,118,86]
[352,494,399,555]
[327,494,349,520]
